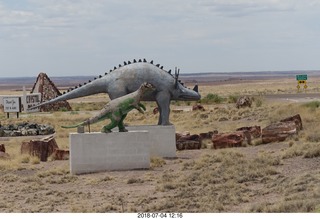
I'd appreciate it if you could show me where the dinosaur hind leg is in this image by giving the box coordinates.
[118,114,128,132]
[156,91,172,125]
[101,118,118,133]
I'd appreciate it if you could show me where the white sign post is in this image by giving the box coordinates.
[3,97,21,118]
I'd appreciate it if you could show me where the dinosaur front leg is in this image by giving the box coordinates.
[156,91,172,125]
[134,103,146,114]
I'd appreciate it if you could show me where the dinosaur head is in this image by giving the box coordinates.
[172,82,201,100]
[171,68,201,101]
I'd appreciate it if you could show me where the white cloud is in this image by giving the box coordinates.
[0,0,320,76]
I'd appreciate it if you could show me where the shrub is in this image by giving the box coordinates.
[228,95,239,103]
[201,93,225,104]
[255,97,263,107]
[303,101,320,109]
[151,157,166,168]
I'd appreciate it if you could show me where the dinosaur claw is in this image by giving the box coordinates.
[119,128,128,132]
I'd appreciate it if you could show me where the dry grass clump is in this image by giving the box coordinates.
[149,149,281,212]
[282,143,320,159]
[250,172,320,212]
[150,157,166,168]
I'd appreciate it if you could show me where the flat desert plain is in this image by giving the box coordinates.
[0,74,320,213]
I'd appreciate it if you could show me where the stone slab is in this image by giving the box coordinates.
[70,131,150,174]
[125,125,176,158]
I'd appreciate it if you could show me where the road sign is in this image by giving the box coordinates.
[298,80,306,84]
[296,75,307,80]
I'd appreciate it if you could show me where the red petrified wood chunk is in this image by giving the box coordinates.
[21,135,59,161]
[176,132,201,150]
[236,126,261,138]
[212,132,245,149]
[262,114,302,144]
[0,144,5,153]
[192,104,205,111]
[53,149,70,160]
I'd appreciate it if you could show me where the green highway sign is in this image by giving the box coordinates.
[296,74,307,80]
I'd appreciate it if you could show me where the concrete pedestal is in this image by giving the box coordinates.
[126,125,176,158]
[70,131,150,174]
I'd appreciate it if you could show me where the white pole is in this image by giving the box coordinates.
[22,86,27,112]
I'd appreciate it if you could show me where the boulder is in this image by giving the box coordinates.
[212,132,245,149]
[236,96,252,109]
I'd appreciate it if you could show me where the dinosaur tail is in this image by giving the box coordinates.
[28,77,107,110]
[61,123,84,129]
[61,122,87,129]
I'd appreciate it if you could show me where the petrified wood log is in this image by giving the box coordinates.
[176,133,201,150]
[212,132,245,149]
[192,104,205,111]
[53,149,69,160]
[21,135,59,161]
[280,114,302,131]
[236,126,261,138]
[176,141,200,150]
[262,121,297,144]
[0,144,5,153]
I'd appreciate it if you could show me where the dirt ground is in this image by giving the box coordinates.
[1,76,320,213]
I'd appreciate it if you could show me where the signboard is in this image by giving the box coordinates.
[25,93,40,112]
[3,97,21,113]
[296,75,307,81]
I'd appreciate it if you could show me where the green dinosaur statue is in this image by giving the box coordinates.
[61,83,154,133]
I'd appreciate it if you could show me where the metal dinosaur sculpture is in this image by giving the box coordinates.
[29,59,201,125]
[61,83,154,133]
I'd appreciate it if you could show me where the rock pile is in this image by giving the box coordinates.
[0,122,55,137]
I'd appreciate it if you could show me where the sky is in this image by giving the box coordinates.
[0,0,320,77]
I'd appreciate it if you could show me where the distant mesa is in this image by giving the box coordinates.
[31,72,72,112]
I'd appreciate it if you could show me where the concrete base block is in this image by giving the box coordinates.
[126,125,176,158]
[70,131,150,174]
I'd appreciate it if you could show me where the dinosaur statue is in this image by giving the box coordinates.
[29,59,201,125]
[61,83,154,133]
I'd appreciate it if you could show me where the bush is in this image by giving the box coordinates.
[201,93,225,104]
[228,95,239,103]
[303,101,320,109]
